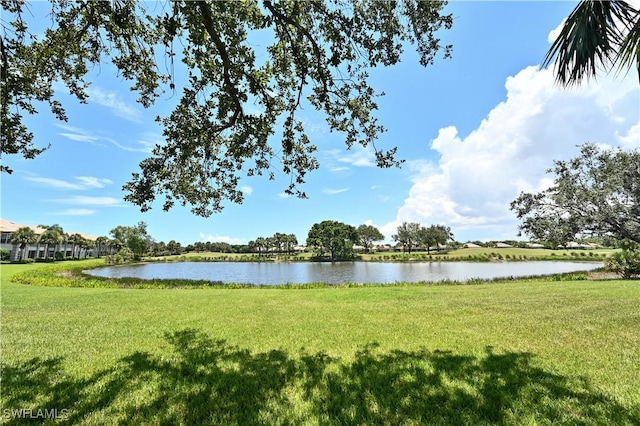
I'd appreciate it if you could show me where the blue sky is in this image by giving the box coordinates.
[2,1,638,246]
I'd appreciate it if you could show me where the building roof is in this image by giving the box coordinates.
[0,218,98,240]
[463,243,482,248]
[0,218,46,234]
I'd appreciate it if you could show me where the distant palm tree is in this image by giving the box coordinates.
[38,224,64,260]
[39,229,62,260]
[81,238,95,258]
[9,227,37,260]
[95,236,109,258]
[61,233,70,258]
[68,233,85,259]
[544,0,639,86]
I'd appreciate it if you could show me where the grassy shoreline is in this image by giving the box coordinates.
[2,262,638,424]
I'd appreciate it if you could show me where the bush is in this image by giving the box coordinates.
[106,247,135,264]
[0,248,10,261]
[605,241,640,279]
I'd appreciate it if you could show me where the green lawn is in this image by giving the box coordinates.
[1,261,639,425]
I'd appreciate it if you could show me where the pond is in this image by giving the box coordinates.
[87,261,603,285]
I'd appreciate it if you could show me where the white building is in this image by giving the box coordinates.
[1,218,97,261]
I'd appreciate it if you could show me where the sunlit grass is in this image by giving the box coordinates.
[1,261,638,424]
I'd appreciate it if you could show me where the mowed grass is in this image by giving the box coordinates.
[1,262,639,425]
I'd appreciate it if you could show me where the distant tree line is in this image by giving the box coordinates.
[392,222,454,254]
[248,233,299,256]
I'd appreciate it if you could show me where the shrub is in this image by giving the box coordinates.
[0,248,10,261]
[605,241,640,279]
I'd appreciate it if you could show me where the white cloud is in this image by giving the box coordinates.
[385,65,639,242]
[134,132,164,153]
[198,232,244,244]
[55,123,102,144]
[276,192,290,199]
[328,165,350,173]
[49,196,124,206]
[26,175,112,190]
[26,176,86,190]
[327,147,376,167]
[75,176,113,188]
[56,123,156,153]
[323,187,349,195]
[105,137,154,153]
[87,87,141,122]
[618,122,640,149]
[241,186,253,195]
[547,18,565,43]
[50,208,96,216]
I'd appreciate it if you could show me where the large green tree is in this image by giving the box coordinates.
[110,222,152,259]
[417,224,453,254]
[1,0,453,215]
[543,0,640,86]
[392,222,421,254]
[356,224,384,252]
[306,220,358,261]
[510,144,640,247]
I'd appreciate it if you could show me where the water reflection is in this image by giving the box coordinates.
[87,261,602,285]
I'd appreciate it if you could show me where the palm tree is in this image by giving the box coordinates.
[68,233,85,259]
[285,234,298,254]
[95,236,109,258]
[9,227,37,260]
[34,235,42,259]
[61,233,70,258]
[39,229,63,261]
[81,238,95,258]
[544,0,640,86]
[254,237,266,256]
[37,224,64,260]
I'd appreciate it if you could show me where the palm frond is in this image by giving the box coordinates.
[543,0,637,86]
[615,9,640,83]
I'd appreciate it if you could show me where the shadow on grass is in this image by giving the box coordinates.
[3,329,638,425]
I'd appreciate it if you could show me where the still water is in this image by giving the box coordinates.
[87,261,602,285]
